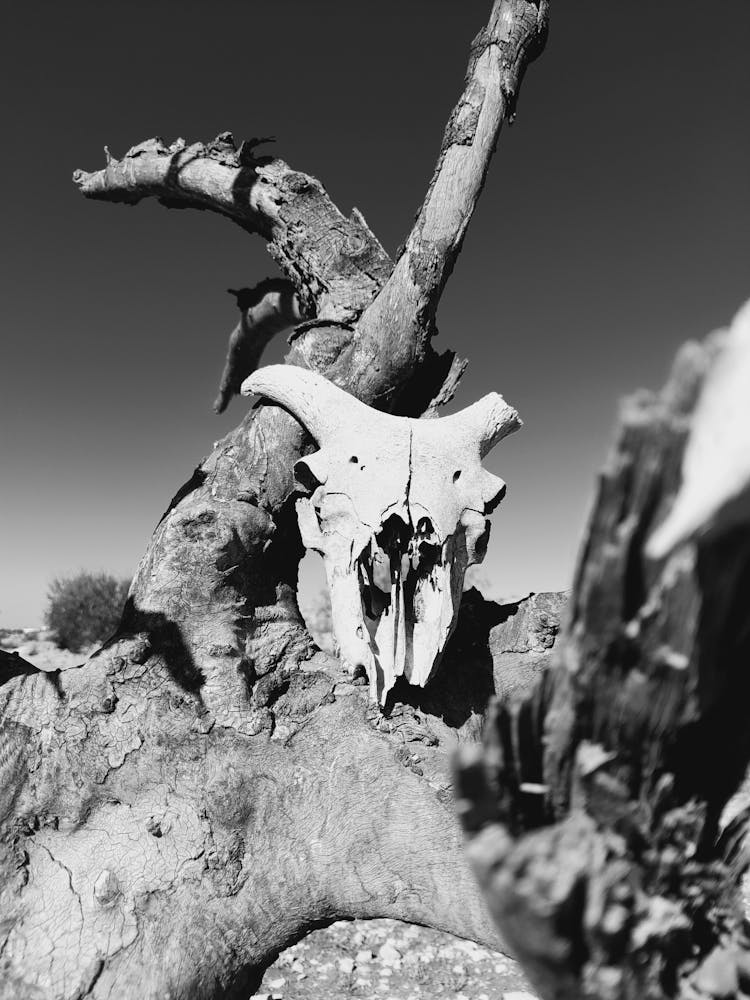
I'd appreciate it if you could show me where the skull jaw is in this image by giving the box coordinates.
[298,495,491,707]
[334,520,485,707]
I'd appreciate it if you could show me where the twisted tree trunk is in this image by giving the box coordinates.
[0,3,552,998]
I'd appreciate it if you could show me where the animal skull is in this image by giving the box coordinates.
[242,365,521,705]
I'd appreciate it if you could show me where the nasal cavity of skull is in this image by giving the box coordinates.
[359,515,441,625]
[359,515,409,620]
[349,455,365,470]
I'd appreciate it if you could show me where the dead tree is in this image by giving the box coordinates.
[0,3,553,998]
[456,303,750,999]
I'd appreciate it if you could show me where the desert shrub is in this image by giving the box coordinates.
[45,572,131,652]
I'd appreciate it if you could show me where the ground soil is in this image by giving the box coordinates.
[257,918,536,1000]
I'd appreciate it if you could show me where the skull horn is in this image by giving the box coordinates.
[241,364,371,445]
[441,393,522,458]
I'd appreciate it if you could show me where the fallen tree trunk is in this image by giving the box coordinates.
[0,3,552,997]
[0,591,563,999]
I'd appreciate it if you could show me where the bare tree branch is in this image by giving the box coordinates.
[421,354,470,417]
[358,0,549,365]
[73,133,393,323]
[213,280,302,414]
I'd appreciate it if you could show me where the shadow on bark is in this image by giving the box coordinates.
[390,590,565,730]
[117,599,206,693]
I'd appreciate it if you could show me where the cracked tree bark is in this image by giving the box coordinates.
[0,3,552,998]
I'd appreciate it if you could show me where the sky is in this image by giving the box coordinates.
[2,1,749,624]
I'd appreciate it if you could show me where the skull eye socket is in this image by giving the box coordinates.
[294,458,324,492]
[349,455,359,464]
[453,470,462,483]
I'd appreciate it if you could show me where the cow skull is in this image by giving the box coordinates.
[242,365,521,705]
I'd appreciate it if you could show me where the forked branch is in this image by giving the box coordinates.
[73,0,548,387]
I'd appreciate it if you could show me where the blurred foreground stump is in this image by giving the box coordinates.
[457,327,750,1000]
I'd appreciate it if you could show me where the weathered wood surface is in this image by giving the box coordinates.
[0,590,562,999]
[457,330,750,1000]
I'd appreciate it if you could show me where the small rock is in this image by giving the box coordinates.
[692,946,739,997]
[378,941,402,966]
[267,977,285,990]
[290,960,304,974]
[355,948,374,964]
[338,957,355,975]
[457,940,484,956]
[452,963,466,974]
[93,869,120,905]
[503,992,538,1000]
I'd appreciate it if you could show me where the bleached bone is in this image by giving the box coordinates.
[243,365,520,705]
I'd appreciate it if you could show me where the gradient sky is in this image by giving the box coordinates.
[2,1,749,624]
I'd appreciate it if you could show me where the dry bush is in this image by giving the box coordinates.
[45,571,130,651]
